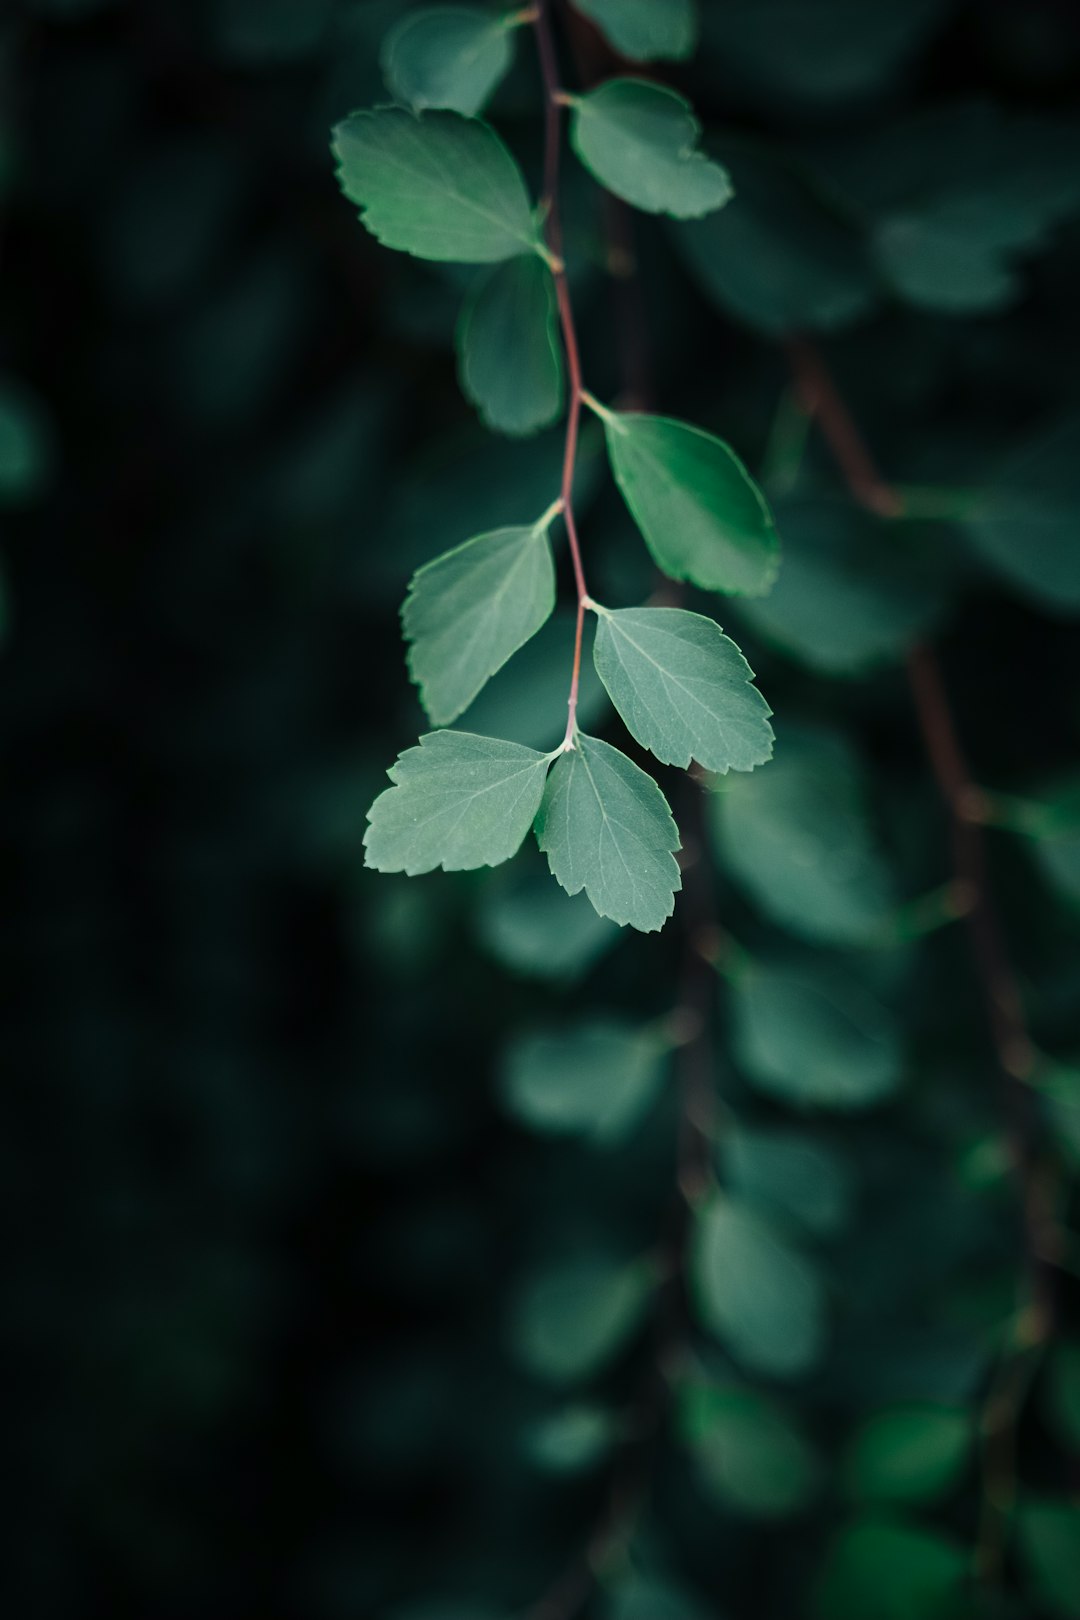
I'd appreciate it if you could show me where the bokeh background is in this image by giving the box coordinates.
[3,1,1080,1617]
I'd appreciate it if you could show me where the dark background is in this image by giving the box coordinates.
[3,2,1080,1617]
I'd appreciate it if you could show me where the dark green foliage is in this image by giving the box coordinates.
[5,1,1080,1618]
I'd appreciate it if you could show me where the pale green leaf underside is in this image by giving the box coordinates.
[365,731,551,874]
[404,524,556,725]
[457,256,564,436]
[381,6,514,117]
[570,0,697,62]
[331,106,537,263]
[570,80,731,220]
[593,606,773,774]
[535,733,681,933]
[604,412,780,596]
[692,1198,827,1379]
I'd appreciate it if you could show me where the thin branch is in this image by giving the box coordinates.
[533,0,591,750]
[786,334,1060,1583]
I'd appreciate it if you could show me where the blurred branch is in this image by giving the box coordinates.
[786,333,1061,1585]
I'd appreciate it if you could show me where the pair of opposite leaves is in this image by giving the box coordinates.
[365,506,775,934]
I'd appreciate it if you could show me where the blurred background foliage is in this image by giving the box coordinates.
[3,0,1080,1616]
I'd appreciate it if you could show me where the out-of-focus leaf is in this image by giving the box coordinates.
[524,1404,616,1474]
[701,0,945,105]
[570,0,697,63]
[381,7,516,116]
[605,1573,713,1620]
[0,378,52,505]
[711,724,895,945]
[732,500,945,672]
[1043,1344,1080,1452]
[680,1380,819,1517]
[724,1127,855,1237]
[965,418,1080,612]
[814,1519,968,1620]
[843,1405,972,1505]
[692,1197,827,1379]
[509,1255,652,1384]
[1017,1499,1080,1618]
[677,147,876,334]
[477,859,620,981]
[731,961,904,1109]
[499,1021,667,1144]
[819,104,1080,315]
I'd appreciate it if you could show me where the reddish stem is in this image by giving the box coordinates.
[534,0,590,748]
[787,336,1061,1581]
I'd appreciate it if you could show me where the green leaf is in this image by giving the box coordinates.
[602,412,779,596]
[711,725,895,945]
[403,520,557,726]
[477,860,620,982]
[692,1197,827,1379]
[535,733,682,933]
[510,1255,652,1384]
[819,104,1080,316]
[1017,1500,1080,1618]
[592,606,773,774]
[731,962,904,1109]
[525,1404,616,1474]
[605,1574,712,1620]
[1044,1344,1080,1452]
[701,0,945,106]
[332,107,538,263]
[844,1406,972,1505]
[733,500,944,674]
[724,1127,855,1238]
[457,257,563,437]
[814,1520,968,1620]
[680,1380,819,1518]
[381,7,515,117]
[569,0,697,62]
[1042,1066,1080,1171]
[965,418,1080,613]
[499,1021,667,1144]
[364,731,552,875]
[677,146,876,335]
[0,378,52,506]
[569,81,731,220]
